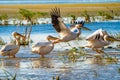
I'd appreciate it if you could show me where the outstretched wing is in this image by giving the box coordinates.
[86,29,103,41]
[50,8,70,36]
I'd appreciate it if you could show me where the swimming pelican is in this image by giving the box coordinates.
[48,8,91,44]
[86,29,120,54]
[0,32,20,58]
[31,36,55,58]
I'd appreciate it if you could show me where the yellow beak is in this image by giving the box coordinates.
[82,26,91,31]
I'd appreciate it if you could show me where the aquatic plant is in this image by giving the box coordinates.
[118,68,120,73]
[69,14,76,24]
[0,37,6,45]
[52,75,60,80]
[67,47,86,62]
[97,11,106,21]
[97,11,114,21]
[81,10,91,23]
[36,12,48,18]
[0,14,8,25]
[105,13,114,20]
[19,8,35,25]
[59,46,86,63]
[2,69,17,80]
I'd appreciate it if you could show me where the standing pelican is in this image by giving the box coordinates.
[0,32,20,58]
[31,36,55,58]
[48,8,91,44]
[86,29,120,54]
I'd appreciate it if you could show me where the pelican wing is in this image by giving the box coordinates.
[86,29,103,41]
[50,8,70,36]
[0,43,17,52]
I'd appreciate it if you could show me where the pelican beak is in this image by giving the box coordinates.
[81,26,91,31]
[107,36,120,41]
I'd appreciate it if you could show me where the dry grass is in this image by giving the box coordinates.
[0,3,120,17]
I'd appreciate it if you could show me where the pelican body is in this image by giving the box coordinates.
[32,37,54,58]
[86,29,120,53]
[49,8,91,43]
[0,32,20,58]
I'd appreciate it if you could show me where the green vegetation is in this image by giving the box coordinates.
[0,37,6,45]
[58,42,86,63]
[0,14,8,25]
[81,10,91,23]
[97,11,114,21]
[69,14,76,24]
[67,47,86,62]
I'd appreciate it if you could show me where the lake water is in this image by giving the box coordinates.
[0,21,120,42]
[0,21,120,80]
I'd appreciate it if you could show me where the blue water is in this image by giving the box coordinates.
[0,22,120,35]
[0,22,120,42]
[0,0,120,4]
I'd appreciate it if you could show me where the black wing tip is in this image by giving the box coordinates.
[50,7,62,33]
[74,21,85,26]
[50,7,60,17]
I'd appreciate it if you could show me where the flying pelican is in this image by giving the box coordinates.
[0,32,20,58]
[48,8,91,44]
[86,29,120,54]
[31,36,55,58]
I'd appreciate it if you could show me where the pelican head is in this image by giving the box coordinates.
[75,21,91,31]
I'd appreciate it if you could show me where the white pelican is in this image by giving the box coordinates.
[31,36,55,58]
[48,8,91,44]
[0,32,20,58]
[86,29,120,54]
[12,32,26,43]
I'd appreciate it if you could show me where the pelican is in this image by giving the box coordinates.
[86,29,120,54]
[48,8,91,44]
[31,36,55,58]
[0,32,20,58]
[12,32,26,43]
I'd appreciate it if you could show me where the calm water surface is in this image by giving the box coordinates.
[0,22,120,80]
